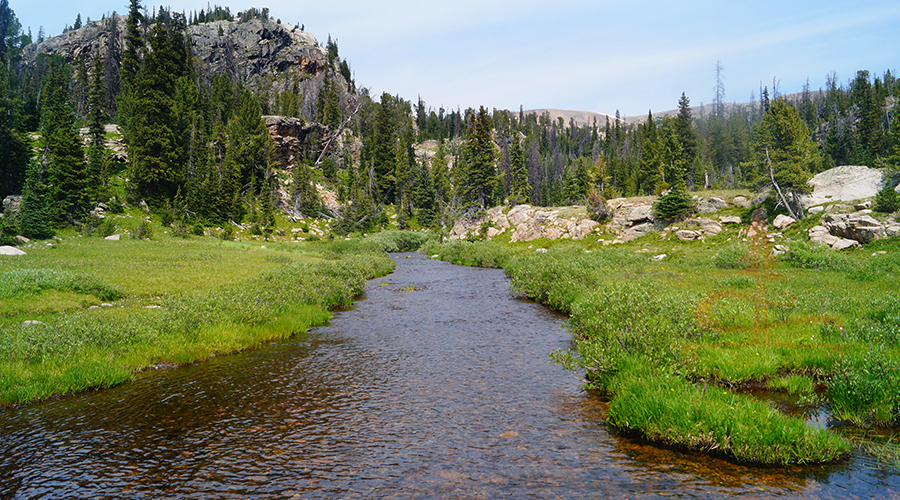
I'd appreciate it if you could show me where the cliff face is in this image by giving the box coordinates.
[20,17,330,92]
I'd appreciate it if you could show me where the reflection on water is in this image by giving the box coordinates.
[0,252,898,498]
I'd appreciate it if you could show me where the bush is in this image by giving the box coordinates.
[713,244,750,269]
[172,220,190,238]
[191,222,205,236]
[586,188,613,223]
[874,182,899,213]
[219,225,234,241]
[653,188,695,221]
[97,218,116,237]
[130,220,154,239]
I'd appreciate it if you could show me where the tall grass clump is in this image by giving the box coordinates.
[365,230,437,252]
[829,348,900,426]
[423,240,517,268]
[780,241,854,271]
[0,269,125,302]
[608,362,850,464]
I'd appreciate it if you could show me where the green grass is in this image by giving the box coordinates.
[0,229,400,406]
[426,226,900,464]
[609,361,850,464]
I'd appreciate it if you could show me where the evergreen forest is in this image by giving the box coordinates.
[2,0,900,241]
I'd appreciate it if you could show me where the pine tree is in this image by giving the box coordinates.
[41,57,88,220]
[15,158,54,238]
[744,99,820,218]
[412,159,436,227]
[126,12,189,205]
[508,134,531,204]
[431,138,451,204]
[85,53,107,199]
[291,159,321,217]
[675,92,698,187]
[464,106,497,208]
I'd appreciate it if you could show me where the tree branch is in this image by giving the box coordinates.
[766,147,799,220]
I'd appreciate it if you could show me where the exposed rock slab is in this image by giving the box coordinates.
[0,246,26,255]
[802,165,890,207]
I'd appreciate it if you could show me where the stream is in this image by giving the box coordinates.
[1,252,898,498]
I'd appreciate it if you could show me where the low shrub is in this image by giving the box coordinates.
[653,188,696,221]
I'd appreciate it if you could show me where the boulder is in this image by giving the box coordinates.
[507,205,535,226]
[104,234,121,241]
[571,219,599,239]
[823,212,886,244]
[802,165,888,207]
[832,238,861,250]
[697,197,728,213]
[732,196,751,208]
[676,230,702,241]
[720,216,742,224]
[621,223,654,242]
[0,246,26,255]
[485,227,502,238]
[12,235,29,244]
[2,195,21,213]
[700,220,723,235]
[808,225,840,247]
[772,214,796,229]
[807,206,825,215]
[626,205,654,223]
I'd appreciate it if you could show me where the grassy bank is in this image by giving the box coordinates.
[0,230,432,407]
[424,218,900,464]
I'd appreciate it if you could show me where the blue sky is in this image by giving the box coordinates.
[13,0,900,117]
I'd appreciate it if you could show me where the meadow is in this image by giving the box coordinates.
[423,204,900,465]
[0,220,432,407]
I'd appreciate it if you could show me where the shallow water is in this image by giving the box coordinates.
[1,252,898,498]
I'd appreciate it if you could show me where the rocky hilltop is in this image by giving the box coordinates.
[20,16,332,95]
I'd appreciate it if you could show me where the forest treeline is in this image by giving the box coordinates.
[1,0,899,241]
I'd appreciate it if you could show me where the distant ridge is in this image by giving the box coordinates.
[522,109,618,128]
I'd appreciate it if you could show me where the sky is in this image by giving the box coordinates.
[13,0,900,118]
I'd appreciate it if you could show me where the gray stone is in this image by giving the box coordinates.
[2,195,21,213]
[773,214,796,229]
[720,216,742,224]
[732,196,751,208]
[832,238,861,250]
[12,235,29,244]
[21,320,43,327]
[0,245,26,255]
[807,206,824,215]
[802,165,887,207]
[621,223,654,242]
[676,230,702,241]
[507,205,535,226]
[104,234,121,241]
[652,253,667,261]
[626,205,654,223]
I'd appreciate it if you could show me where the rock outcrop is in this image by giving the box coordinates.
[449,205,600,242]
[21,17,335,100]
[264,116,329,168]
[808,210,900,249]
[802,165,894,207]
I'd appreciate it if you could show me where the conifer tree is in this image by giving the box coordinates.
[41,57,88,220]
[431,138,451,204]
[508,134,531,204]
[464,106,497,208]
[85,54,107,199]
[15,158,54,238]
[127,11,189,205]
[412,158,436,226]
